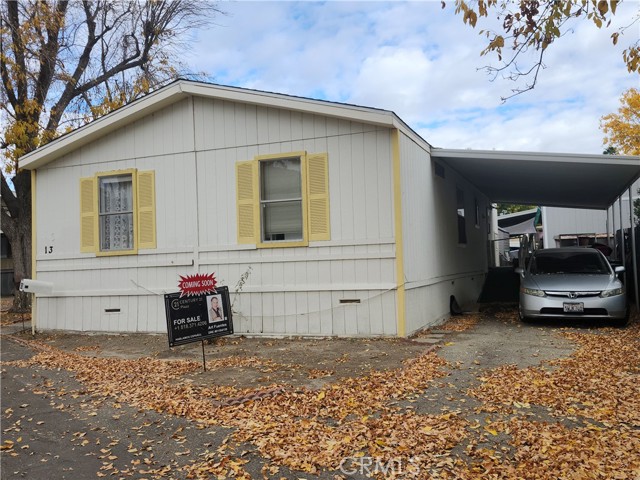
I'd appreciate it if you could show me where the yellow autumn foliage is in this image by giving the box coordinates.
[601,87,640,156]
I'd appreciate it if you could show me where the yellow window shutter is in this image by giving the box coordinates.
[236,161,258,244]
[307,153,330,241]
[79,177,97,253]
[137,171,157,249]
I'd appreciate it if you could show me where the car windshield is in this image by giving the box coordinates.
[529,251,611,275]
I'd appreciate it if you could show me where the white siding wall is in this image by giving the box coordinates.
[543,207,609,246]
[34,96,399,336]
[543,179,640,247]
[192,98,397,336]
[399,133,489,334]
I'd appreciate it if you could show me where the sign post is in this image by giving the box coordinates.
[164,273,234,371]
[202,340,207,372]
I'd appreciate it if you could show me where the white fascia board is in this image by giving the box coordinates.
[181,82,397,127]
[390,117,432,152]
[182,82,433,151]
[19,83,189,170]
[432,147,640,166]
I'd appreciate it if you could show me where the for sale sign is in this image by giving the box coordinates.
[164,285,233,347]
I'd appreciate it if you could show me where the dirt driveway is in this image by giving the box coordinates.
[18,305,574,392]
[2,305,639,479]
[32,330,430,391]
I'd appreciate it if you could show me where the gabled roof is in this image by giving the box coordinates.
[18,80,428,170]
[19,80,640,210]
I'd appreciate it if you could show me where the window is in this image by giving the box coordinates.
[260,158,303,242]
[99,174,134,251]
[236,152,330,247]
[80,170,156,255]
[0,235,10,259]
[530,251,610,275]
[456,187,467,244]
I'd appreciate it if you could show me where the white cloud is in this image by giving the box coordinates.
[189,0,640,154]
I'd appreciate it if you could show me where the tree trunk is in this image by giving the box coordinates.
[10,224,32,313]
[3,171,32,313]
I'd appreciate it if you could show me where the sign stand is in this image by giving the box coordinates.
[201,339,207,372]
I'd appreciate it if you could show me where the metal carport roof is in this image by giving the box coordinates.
[433,148,640,307]
[431,148,640,210]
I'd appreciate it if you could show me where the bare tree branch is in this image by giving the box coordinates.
[45,0,101,133]
[6,1,27,107]
[34,1,69,109]
[449,0,640,98]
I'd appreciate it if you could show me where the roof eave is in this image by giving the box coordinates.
[432,147,640,166]
[181,83,432,150]
[20,80,414,170]
[19,82,190,170]
[181,81,398,127]
[431,147,640,210]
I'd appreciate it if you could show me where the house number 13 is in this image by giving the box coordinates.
[44,246,53,254]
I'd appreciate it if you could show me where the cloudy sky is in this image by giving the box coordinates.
[185,0,639,154]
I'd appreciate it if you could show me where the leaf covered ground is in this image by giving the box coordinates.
[2,309,639,479]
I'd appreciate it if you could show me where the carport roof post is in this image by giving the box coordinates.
[629,187,639,311]
[431,148,640,210]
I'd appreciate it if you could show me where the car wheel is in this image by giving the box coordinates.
[518,307,532,324]
[611,309,630,328]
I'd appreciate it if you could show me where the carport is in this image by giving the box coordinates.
[431,148,640,306]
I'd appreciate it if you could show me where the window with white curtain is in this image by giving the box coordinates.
[99,174,134,251]
[260,158,303,242]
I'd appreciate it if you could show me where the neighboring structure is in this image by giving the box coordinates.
[497,208,540,238]
[17,81,640,336]
[0,231,14,296]
[495,208,542,265]
[542,179,640,250]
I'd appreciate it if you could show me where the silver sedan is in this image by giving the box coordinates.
[516,247,628,326]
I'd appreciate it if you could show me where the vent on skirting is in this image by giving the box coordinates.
[339,299,361,304]
[104,308,121,313]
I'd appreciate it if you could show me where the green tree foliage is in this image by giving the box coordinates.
[447,0,640,100]
[496,204,537,215]
[0,0,221,311]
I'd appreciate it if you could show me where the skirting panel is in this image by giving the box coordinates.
[405,274,485,335]
[35,289,398,337]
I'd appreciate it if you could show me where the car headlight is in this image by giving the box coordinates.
[600,287,625,298]
[521,287,545,297]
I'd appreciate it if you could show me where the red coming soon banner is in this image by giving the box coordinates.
[178,273,217,297]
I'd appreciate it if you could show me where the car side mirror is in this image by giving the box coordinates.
[514,267,524,275]
[614,266,625,273]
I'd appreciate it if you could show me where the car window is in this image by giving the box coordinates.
[529,251,610,274]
